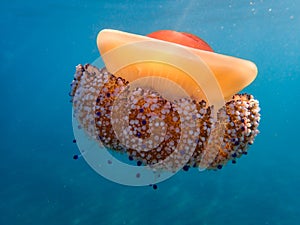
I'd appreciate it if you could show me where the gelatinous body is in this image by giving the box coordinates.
[70,29,261,186]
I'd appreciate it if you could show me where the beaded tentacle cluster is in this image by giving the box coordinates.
[71,64,260,171]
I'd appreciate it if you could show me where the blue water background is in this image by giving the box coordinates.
[1,0,299,224]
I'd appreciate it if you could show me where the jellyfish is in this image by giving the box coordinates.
[70,29,260,186]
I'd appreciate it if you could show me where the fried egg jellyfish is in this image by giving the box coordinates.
[70,29,260,186]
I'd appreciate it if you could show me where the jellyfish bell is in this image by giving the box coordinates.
[70,29,261,186]
[97,29,258,101]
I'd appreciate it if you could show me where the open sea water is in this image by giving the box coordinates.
[1,0,299,225]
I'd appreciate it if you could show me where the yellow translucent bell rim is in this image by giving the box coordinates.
[97,29,257,104]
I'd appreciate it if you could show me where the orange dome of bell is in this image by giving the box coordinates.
[147,30,214,52]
